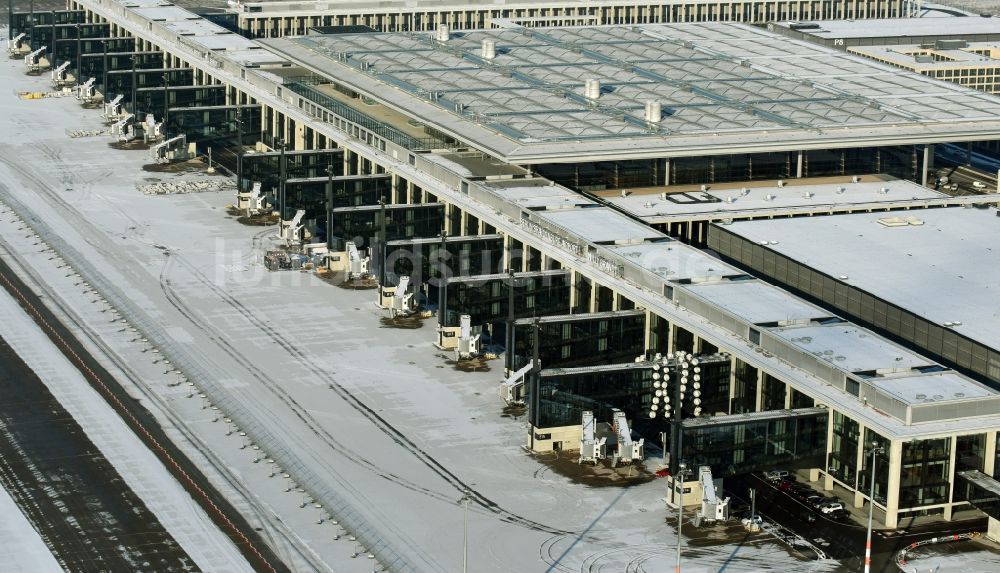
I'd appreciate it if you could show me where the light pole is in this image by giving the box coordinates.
[864,442,885,573]
[675,461,689,573]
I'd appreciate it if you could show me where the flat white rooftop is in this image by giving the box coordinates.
[850,42,1000,70]
[485,179,595,210]
[773,17,1000,39]
[607,241,741,283]
[722,206,1000,351]
[771,323,936,374]
[872,370,997,406]
[684,279,834,325]
[533,206,665,244]
[602,177,952,223]
[262,22,1000,163]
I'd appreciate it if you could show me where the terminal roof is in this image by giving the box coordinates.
[684,280,833,325]
[722,206,1000,352]
[263,22,1000,162]
[607,241,742,283]
[772,17,1000,40]
[532,207,665,244]
[769,323,935,374]
[601,176,954,223]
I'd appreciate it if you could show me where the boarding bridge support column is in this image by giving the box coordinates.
[921,145,934,187]
[986,433,998,477]
[945,436,958,521]
[884,440,902,528]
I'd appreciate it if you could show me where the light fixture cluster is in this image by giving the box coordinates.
[649,351,703,419]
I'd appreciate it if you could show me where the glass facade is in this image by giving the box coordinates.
[237,149,344,195]
[957,434,986,473]
[105,68,195,98]
[381,235,503,287]
[439,271,571,328]
[510,311,646,371]
[535,159,663,192]
[135,86,227,119]
[535,364,652,429]
[761,373,787,411]
[330,203,444,251]
[165,105,263,146]
[680,410,828,476]
[731,359,757,414]
[859,429,891,505]
[898,438,951,508]
[829,411,859,487]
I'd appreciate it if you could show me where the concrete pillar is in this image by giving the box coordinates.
[796,150,804,178]
[754,369,764,412]
[946,436,958,520]
[644,310,653,352]
[921,144,933,187]
[985,432,997,477]
[854,423,868,509]
[568,270,578,312]
[824,411,836,491]
[884,440,903,528]
[664,158,671,186]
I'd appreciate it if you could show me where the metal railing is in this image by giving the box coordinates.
[286,80,447,151]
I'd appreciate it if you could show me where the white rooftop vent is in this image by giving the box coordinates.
[436,24,450,42]
[838,275,849,280]
[643,201,654,208]
[724,196,735,203]
[777,180,786,187]
[878,186,890,194]
[953,320,963,326]
[644,100,662,123]
[852,175,860,183]
[481,39,496,60]
[584,78,601,100]
[700,184,708,192]
[659,192,667,200]
[802,191,814,199]
[836,186,846,194]
[764,193,775,201]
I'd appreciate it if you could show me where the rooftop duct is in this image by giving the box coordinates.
[436,24,450,42]
[482,39,496,60]
[644,100,662,123]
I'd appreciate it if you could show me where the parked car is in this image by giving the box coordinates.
[819,501,845,514]
[827,509,851,521]
[764,470,790,482]
[779,480,797,492]
[804,495,825,506]
[973,181,987,189]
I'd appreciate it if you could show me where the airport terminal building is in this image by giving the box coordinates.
[12,0,1000,528]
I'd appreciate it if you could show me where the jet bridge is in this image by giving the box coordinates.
[24,46,49,73]
[7,33,30,57]
[50,61,74,87]
[150,135,195,163]
[694,466,730,525]
[579,410,607,464]
[103,95,126,121]
[612,408,644,466]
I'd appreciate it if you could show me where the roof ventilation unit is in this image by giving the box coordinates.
[436,24,450,42]
[659,192,667,200]
[644,100,662,123]
[852,175,860,183]
[482,39,496,60]
[777,180,785,187]
[584,78,601,100]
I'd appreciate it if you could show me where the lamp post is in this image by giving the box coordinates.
[864,442,885,573]
[675,461,689,573]
[276,138,287,221]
